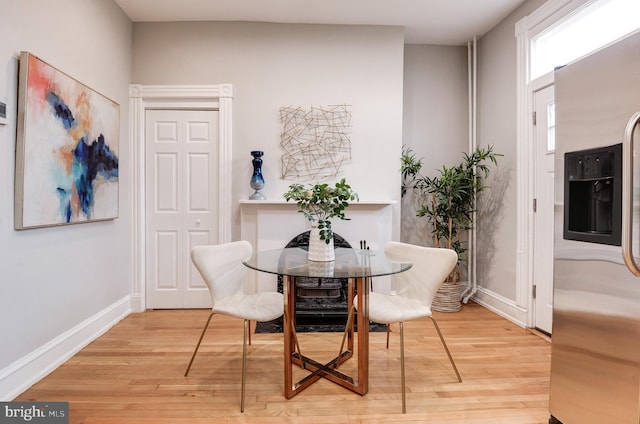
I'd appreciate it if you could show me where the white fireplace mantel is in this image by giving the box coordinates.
[240,199,396,293]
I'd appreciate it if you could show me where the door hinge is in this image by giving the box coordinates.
[533,111,537,125]
[532,284,537,299]
[533,198,537,212]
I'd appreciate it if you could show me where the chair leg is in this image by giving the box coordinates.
[386,324,390,349]
[184,312,214,377]
[429,316,462,382]
[248,320,252,345]
[241,319,249,412]
[399,321,406,414]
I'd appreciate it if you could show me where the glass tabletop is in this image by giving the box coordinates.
[243,247,412,279]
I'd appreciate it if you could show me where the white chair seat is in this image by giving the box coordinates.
[214,292,284,322]
[356,292,431,324]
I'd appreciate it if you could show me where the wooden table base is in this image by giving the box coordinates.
[283,275,370,399]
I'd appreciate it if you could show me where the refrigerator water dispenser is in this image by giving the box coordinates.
[564,143,622,246]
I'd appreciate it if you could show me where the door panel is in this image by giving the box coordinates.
[187,154,209,211]
[187,231,210,291]
[146,109,219,308]
[156,231,179,290]
[156,154,178,211]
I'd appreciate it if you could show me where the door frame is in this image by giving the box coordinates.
[129,84,233,312]
[515,0,591,327]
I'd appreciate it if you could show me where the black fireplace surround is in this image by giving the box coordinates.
[255,231,383,333]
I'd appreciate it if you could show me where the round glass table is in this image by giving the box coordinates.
[243,247,412,399]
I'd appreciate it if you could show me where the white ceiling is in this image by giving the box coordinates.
[113,0,528,45]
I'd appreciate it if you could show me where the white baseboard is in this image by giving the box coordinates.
[471,287,528,328]
[0,296,131,400]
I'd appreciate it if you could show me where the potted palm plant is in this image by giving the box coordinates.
[284,178,358,261]
[401,145,501,311]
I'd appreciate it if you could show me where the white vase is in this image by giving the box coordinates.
[308,226,335,262]
[308,260,335,277]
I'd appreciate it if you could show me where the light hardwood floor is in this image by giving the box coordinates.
[16,302,551,423]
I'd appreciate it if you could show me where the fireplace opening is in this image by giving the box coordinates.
[255,231,384,333]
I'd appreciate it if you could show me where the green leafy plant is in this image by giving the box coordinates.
[284,178,359,243]
[401,145,501,281]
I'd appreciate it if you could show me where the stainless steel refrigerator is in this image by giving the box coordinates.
[550,29,640,423]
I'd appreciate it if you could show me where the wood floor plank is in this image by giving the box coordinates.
[15,302,551,423]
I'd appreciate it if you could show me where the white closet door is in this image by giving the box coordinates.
[145,109,219,308]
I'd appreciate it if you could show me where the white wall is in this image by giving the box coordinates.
[0,0,132,398]
[131,22,405,240]
[475,0,547,301]
[401,44,469,247]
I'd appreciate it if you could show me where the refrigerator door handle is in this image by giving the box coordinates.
[622,111,640,276]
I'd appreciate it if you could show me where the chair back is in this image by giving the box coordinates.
[191,241,253,304]
[384,241,457,307]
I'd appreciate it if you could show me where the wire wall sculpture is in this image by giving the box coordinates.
[279,104,352,180]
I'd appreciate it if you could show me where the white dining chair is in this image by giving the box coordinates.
[354,241,462,413]
[185,241,284,412]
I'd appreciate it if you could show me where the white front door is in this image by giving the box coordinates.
[145,109,219,308]
[533,84,555,334]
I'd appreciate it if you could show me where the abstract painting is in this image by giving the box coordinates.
[279,104,352,180]
[15,52,119,229]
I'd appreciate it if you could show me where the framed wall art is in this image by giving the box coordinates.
[15,52,120,230]
[279,104,352,180]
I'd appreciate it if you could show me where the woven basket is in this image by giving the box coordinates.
[432,279,461,312]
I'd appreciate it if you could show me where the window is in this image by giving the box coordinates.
[547,103,556,151]
[531,0,640,79]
